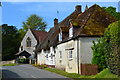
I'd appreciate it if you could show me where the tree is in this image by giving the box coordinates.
[102,6,120,20]
[104,20,120,75]
[19,14,47,40]
[2,24,20,61]
[22,14,47,32]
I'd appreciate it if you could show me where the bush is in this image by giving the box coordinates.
[92,20,120,75]
[104,20,120,75]
[92,38,107,71]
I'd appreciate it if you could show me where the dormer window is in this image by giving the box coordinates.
[26,37,31,47]
[59,32,62,41]
[69,27,73,38]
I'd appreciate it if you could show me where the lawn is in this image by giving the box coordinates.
[43,68,119,79]
[0,63,17,66]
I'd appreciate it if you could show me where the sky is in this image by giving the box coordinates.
[1,2,119,31]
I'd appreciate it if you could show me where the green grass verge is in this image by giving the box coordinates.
[43,68,119,79]
[94,68,118,78]
[0,63,17,66]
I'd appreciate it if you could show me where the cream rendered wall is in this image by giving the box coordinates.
[65,40,78,73]
[56,37,98,74]
[20,29,37,55]
[79,37,98,64]
[55,42,67,70]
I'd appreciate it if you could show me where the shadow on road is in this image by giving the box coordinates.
[2,69,24,80]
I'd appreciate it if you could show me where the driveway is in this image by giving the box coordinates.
[1,64,71,80]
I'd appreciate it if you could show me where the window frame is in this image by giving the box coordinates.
[59,51,62,60]
[26,37,31,47]
[68,50,73,60]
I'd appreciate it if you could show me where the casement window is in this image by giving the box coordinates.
[26,37,31,47]
[59,32,62,41]
[59,51,62,60]
[69,27,73,38]
[69,50,73,60]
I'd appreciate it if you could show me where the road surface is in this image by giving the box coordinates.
[1,64,71,80]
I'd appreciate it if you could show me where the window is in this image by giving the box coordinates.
[69,50,73,59]
[21,46,23,51]
[69,27,73,38]
[26,37,31,47]
[59,32,62,41]
[59,51,62,60]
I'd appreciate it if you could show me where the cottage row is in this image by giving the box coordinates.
[16,4,116,75]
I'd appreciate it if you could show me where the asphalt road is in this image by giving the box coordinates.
[1,64,71,80]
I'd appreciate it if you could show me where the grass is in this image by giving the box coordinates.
[43,68,119,79]
[94,68,118,78]
[0,63,17,66]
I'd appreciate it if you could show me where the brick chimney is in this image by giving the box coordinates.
[75,5,82,13]
[54,18,58,28]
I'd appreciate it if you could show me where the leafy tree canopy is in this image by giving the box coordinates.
[19,14,47,40]
[102,6,120,20]
[22,14,47,32]
[2,24,20,61]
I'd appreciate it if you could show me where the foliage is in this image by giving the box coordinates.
[104,20,120,75]
[2,24,20,61]
[22,14,47,31]
[33,64,47,69]
[18,58,29,63]
[19,14,47,40]
[92,20,120,75]
[92,38,108,71]
[94,68,118,78]
[102,6,120,20]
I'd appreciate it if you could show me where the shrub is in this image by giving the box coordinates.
[92,38,107,71]
[92,20,120,75]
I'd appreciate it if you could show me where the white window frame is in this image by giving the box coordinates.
[69,27,73,38]
[59,32,62,41]
[69,50,73,60]
[59,51,62,60]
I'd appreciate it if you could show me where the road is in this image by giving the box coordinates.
[1,64,71,80]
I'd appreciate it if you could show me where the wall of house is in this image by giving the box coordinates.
[79,37,98,64]
[37,49,46,65]
[65,40,78,73]
[56,37,98,74]
[20,29,37,55]
[55,42,67,70]
[56,40,78,73]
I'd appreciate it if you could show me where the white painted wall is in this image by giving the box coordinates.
[37,49,46,65]
[37,47,55,66]
[79,37,98,64]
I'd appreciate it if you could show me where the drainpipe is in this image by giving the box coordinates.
[77,38,80,74]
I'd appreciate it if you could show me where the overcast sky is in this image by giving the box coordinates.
[1,2,119,31]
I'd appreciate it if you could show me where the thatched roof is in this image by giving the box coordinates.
[35,4,117,52]
[70,4,116,37]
